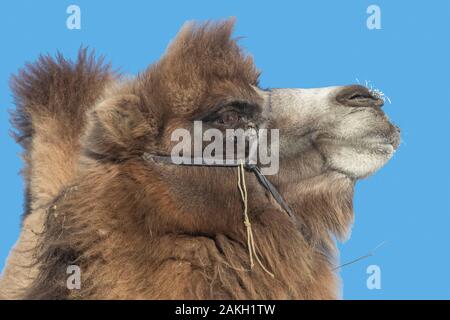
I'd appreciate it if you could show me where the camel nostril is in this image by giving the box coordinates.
[349,93,372,100]
[336,85,384,108]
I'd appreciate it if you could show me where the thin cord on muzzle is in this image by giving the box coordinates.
[237,160,275,278]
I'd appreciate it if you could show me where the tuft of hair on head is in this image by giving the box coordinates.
[83,18,261,161]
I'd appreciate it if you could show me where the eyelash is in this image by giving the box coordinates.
[200,101,259,127]
[212,110,247,126]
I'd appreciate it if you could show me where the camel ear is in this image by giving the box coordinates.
[84,94,152,157]
[95,94,148,141]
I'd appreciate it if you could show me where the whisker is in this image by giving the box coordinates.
[357,79,392,104]
[332,241,387,271]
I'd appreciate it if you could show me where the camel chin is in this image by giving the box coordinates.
[317,141,396,178]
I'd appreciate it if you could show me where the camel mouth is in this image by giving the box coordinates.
[320,133,399,152]
[355,138,397,155]
[356,128,400,153]
[316,126,401,156]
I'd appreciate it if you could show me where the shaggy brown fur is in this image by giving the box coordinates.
[3,20,357,299]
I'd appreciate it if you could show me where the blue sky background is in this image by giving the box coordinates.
[0,0,449,299]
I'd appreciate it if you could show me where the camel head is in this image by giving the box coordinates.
[84,19,399,242]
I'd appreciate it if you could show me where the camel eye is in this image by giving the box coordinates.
[214,110,243,127]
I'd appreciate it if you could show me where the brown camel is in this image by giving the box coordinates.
[0,20,399,299]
